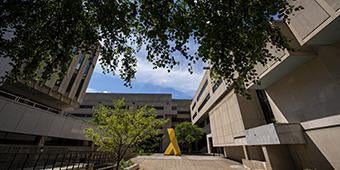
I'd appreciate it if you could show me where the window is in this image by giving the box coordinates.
[212,79,222,93]
[196,80,208,101]
[192,112,197,119]
[191,102,196,111]
[80,105,93,109]
[171,106,177,110]
[156,115,164,119]
[256,90,275,123]
[198,93,210,112]
[72,113,92,118]
[75,53,85,70]
[171,117,191,122]
[75,49,96,98]
[83,62,91,77]
[153,106,164,110]
[75,79,84,98]
[177,111,190,115]
[65,73,77,93]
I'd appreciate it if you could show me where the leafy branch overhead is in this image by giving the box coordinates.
[0,0,301,94]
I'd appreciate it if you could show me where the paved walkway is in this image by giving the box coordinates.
[132,154,246,170]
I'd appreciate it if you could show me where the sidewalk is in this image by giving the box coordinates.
[132,154,246,170]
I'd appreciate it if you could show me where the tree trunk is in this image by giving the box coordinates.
[116,159,120,170]
[116,151,121,170]
[188,143,192,153]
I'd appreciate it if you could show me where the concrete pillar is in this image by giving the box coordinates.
[77,48,100,103]
[58,52,81,94]
[223,147,227,157]
[38,136,48,147]
[206,134,212,154]
[243,145,249,160]
[262,146,273,170]
[37,136,48,153]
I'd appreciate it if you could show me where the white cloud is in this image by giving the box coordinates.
[92,42,205,96]
[86,87,98,92]
[86,87,111,93]
[134,58,204,95]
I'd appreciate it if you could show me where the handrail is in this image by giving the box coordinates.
[0,89,61,114]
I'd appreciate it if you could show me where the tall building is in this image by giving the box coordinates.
[0,47,99,148]
[70,93,191,151]
[191,0,340,169]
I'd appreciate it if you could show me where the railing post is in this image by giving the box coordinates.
[72,153,78,170]
[66,153,72,170]
[43,153,50,169]
[59,152,66,170]
[86,153,92,170]
[7,152,17,170]
[81,153,86,168]
[33,152,42,169]
[21,153,30,169]
[52,153,59,170]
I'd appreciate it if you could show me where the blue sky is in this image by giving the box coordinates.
[86,57,205,99]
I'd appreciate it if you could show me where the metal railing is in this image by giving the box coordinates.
[0,90,61,114]
[0,146,115,170]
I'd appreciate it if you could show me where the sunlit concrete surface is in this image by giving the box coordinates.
[132,154,246,170]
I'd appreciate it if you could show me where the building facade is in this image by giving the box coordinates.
[0,47,99,148]
[70,93,191,151]
[191,0,340,169]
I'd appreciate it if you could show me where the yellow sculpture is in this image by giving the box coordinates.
[164,128,181,156]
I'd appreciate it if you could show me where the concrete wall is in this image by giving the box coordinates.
[209,91,245,147]
[0,47,99,111]
[0,96,89,141]
[237,90,266,129]
[223,146,245,162]
[266,44,340,122]
[247,146,265,161]
[287,0,340,45]
[265,43,340,169]
[264,145,295,170]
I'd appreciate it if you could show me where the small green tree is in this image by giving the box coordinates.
[84,100,167,170]
[174,122,204,153]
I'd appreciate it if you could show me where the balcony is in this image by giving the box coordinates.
[287,0,340,45]
[0,92,90,141]
[245,123,305,145]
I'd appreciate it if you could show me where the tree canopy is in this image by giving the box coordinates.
[84,100,167,169]
[0,0,301,94]
[174,122,203,152]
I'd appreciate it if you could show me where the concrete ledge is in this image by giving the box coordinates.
[245,123,305,145]
[242,159,267,170]
[301,114,340,131]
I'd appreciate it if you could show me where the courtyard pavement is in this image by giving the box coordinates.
[132,154,246,170]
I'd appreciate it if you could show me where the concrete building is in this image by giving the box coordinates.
[70,93,191,151]
[191,0,340,169]
[0,47,99,148]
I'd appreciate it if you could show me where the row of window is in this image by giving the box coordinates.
[177,111,190,115]
[212,79,222,93]
[198,93,210,112]
[196,79,208,101]
[192,112,197,119]
[191,102,196,111]
[65,48,97,99]
[80,104,165,110]
[171,117,191,122]
[71,113,92,117]
[192,78,222,111]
